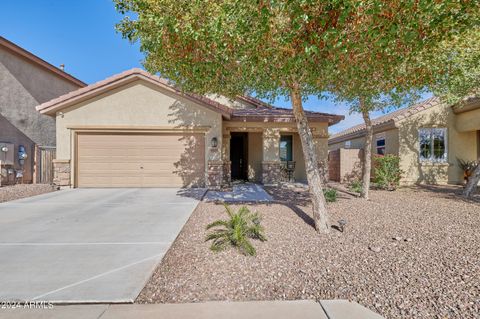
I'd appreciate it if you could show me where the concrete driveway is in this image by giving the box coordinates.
[0,188,203,303]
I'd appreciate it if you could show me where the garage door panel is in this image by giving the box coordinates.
[76,133,205,188]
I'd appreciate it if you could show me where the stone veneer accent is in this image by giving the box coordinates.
[53,159,71,186]
[207,161,227,189]
[222,161,231,186]
[262,161,282,186]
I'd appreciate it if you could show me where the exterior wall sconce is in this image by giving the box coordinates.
[211,137,218,148]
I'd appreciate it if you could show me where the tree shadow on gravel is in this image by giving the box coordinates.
[264,185,353,230]
[414,185,480,203]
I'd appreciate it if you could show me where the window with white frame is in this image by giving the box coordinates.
[345,140,351,149]
[376,137,386,155]
[419,128,447,162]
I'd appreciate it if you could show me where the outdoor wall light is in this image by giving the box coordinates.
[1,146,8,153]
[211,137,218,148]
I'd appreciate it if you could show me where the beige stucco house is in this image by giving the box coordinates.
[36,69,343,188]
[328,97,480,185]
[0,36,85,184]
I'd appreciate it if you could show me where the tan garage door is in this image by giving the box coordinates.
[76,133,205,187]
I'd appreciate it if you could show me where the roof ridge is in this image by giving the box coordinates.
[36,68,232,117]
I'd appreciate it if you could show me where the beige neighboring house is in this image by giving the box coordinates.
[36,68,343,188]
[0,36,85,184]
[328,97,480,185]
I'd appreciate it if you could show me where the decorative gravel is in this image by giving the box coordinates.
[138,186,480,319]
[0,184,56,203]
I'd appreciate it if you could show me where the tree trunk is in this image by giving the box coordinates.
[463,164,480,197]
[361,105,373,200]
[290,83,330,233]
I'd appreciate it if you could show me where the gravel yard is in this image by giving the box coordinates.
[138,186,480,319]
[0,184,56,203]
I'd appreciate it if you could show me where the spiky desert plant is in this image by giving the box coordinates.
[205,205,266,256]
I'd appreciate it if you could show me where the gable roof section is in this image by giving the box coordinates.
[36,68,233,118]
[0,36,86,88]
[36,68,344,124]
[329,96,441,144]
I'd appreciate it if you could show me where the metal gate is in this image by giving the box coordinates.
[37,146,56,184]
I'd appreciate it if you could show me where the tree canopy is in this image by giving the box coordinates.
[115,0,480,226]
[115,0,479,101]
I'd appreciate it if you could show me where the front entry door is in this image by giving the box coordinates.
[230,133,248,180]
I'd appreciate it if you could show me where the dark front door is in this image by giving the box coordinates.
[230,133,248,180]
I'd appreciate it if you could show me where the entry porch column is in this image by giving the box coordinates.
[262,128,282,186]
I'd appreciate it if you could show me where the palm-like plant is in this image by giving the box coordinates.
[205,205,266,256]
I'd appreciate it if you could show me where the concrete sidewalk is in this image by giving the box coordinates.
[0,300,384,319]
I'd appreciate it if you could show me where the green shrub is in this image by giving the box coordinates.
[205,205,266,256]
[323,188,337,202]
[349,180,363,194]
[373,154,403,190]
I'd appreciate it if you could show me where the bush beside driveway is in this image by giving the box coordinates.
[138,187,480,318]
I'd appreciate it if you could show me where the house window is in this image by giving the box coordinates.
[419,128,447,162]
[345,140,351,149]
[376,137,386,155]
[280,135,293,161]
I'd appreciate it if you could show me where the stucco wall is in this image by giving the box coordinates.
[0,46,81,146]
[207,95,256,109]
[56,80,223,185]
[329,128,399,155]
[247,132,263,182]
[396,102,476,185]
[455,107,480,133]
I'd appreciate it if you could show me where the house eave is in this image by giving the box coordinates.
[36,70,232,119]
[229,114,344,124]
[328,120,396,145]
[452,97,480,114]
[0,36,86,88]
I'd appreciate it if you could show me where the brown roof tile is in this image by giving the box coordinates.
[329,96,441,143]
[36,68,344,125]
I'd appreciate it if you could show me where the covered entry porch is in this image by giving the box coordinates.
[217,121,329,187]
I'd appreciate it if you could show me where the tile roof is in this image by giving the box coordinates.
[36,68,343,125]
[231,105,344,124]
[36,68,232,117]
[329,96,441,143]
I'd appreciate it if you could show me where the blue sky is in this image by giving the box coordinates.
[1,0,425,134]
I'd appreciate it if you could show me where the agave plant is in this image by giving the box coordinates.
[205,205,266,256]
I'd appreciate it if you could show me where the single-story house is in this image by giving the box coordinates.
[0,36,85,184]
[36,68,343,188]
[328,96,480,185]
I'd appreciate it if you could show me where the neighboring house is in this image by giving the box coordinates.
[0,36,85,184]
[328,97,480,185]
[36,68,343,188]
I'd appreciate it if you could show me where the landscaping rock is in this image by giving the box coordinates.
[369,246,382,253]
[138,186,480,319]
[0,184,55,203]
